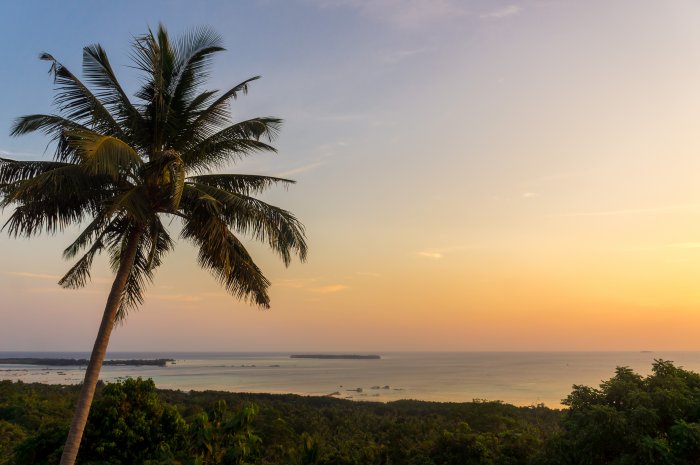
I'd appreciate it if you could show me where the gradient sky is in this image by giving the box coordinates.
[2,0,700,351]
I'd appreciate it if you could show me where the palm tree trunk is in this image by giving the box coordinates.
[59,229,142,465]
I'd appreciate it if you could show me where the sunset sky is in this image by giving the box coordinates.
[2,0,700,352]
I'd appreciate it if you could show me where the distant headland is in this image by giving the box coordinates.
[290,354,380,360]
[0,358,174,367]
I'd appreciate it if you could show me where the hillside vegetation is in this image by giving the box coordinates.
[1,360,699,464]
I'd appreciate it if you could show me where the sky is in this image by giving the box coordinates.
[2,0,700,352]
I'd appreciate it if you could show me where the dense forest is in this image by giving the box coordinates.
[1,360,700,464]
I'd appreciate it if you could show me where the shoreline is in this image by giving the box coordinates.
[4,351,700,408]
[0,378,560,411]
[0,357,174,367]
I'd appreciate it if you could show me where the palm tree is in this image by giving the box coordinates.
[0,25,307,465]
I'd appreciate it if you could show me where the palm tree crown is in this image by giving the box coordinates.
[0,25,307,465]
[1,25,307,315]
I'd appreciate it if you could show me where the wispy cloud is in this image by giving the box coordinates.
[417,245,472,259]
[418,251,443,259]
[6,271,60,280]
[5,271,111,285]
[382,47,430,64]
[275,161,325,178]
[274,278,349,294]
[481,5,523,19]
[310,284,349,294]
[522,192,539,198]
[271,140,347,179]
[26,286,101,295]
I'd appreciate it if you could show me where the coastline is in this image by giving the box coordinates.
[4,351,700,407]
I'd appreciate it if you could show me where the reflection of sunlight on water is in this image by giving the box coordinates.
[4,352,700,407]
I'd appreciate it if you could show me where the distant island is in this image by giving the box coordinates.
[0,358,174,367]
[290,354,380,360]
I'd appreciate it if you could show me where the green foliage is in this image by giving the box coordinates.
[12,422,67,465]
[0,420,26,465]
[79,378,187,464]
[14,363,696,465]
[165,391,558,465]
[542,360,700,465]
[0,379,560,465]
[0,381,75,465]
[189,401,260,465]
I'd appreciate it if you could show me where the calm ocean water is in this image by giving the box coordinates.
[2,351,700,407]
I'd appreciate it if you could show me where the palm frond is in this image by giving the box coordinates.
[180,203,270,307]
[185,90,218,114]
[39,53,122,135]
[170,27,225,105]
[145,216,171,269]
[161,28,226,148]
[105,185,152,224]
[3,195,92,237]
[0,158,71,184]
[131,25,179,153]
[64,128,142,180]
[58,239,103,289]
[10,114,96,162]
[82,44,144,134]
[187,173,295,195]
[111,239,150,318]
[1,164,111,211]
[62,213,114,259]
[107,218,173,319]
[183,183,307,266]
[182,118,281,172]
[192,77,260,125]
[178,77,261,146]
[10,114,90,138]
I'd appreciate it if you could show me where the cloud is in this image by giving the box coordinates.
[5,271,109,285]
[522,192,539,198]
[274,161,325,178]
[274,278,348,294]
[417,245,473,259]
[382,47,430,64]
[26,286,101,295]
[481,5,523,19]
[310,284,349,294]
[6,271,60,280]
[271,140,348,179]
[418,251,443,259]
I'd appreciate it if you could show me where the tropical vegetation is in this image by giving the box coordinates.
[2,361,700,464]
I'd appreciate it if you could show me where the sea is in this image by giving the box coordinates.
[2,351,700,408]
